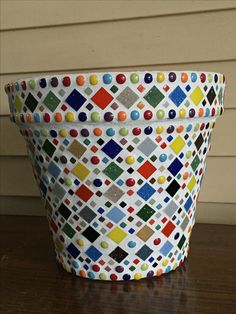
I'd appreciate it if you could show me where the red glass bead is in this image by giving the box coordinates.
[21,81,27,90]
[154,238,161,245]
[132,128,141,135]
[70,129,78,137]
[91,156,100,164]
[116,74,126,84]
[144,110,153,120]
[63,76,71,87]
[126,178,135,187]
[43,113,50,122]
[110,274,118,281]
[92,264,100,272]
[200,73,206,83]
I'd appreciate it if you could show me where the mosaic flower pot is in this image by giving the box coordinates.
[5,71,225,281]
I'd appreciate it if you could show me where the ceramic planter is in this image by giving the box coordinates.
[5,71,225,281]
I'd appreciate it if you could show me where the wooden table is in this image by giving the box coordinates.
[0,215,235,314]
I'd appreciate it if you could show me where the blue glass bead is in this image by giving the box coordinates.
[106,128,115,136]
[168,109,176,119]
[34,113,41,122]
[144,126,153,135]
[144,73,153,84]
[191,73,197,82]
[159,154,167,162]
[39,78,47,88]
[103,74,112,84]
[94,179,102,187]
[78,112,87,122]
[130,110,140,120]
[50,130,57,137]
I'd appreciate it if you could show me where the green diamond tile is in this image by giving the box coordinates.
[103,162,124,180]
[191,155,201,171]
[136,204,155,222]
[43,91,60,112]
[144,86,165,108]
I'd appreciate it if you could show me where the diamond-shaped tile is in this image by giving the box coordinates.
[67,243,80,258]
[195,134,204,151]
[103,162,124,180]
[170,136,185,154]
[102,139,123,159]
[75,184,94,202]
[79,205,97,223]
[137,138,157,157]
[191,155,200,171]
[137,204,155,222]
[71,162,90,180]
[68,140,87,158]
[160,240,174,256]
[65,89,87,111]
[207,86,216,105]
[85,245,102,261]
[187,176,197,192]
[136,225,154,241]
[161,221,176,237]
[43,91,60,112]
[107,226,127,244]
[58,203,72,220]
[82,226,100,242]
[104,184,124,203]
[24,93,38,112]
[167,158,183,176]
[190,86,204,106]
[137,183,156,201]
[116,86,139,108]
[138,161,157,179]
[144,86,164,108]
[109,246,128,262]
[163,200,178,218]
[106,207,126,223]
[91,87,114,109]
[166,179,180,197]
[168,86,187,107]
[136,244,153,261]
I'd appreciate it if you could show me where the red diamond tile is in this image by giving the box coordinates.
[91,87,114,109]
[75,184,94,202]
[137,161,157,179]
[161,221,176,237]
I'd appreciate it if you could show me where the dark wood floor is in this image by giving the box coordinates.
[0,215,236,314]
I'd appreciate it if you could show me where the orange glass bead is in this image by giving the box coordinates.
[79,270,87,278]
[117,111,127,121]
[76,75,85,86]
[176,125,184,133]
[55,112,63,122]
[198,108,204,117]
[93,128,102,136]
[183,172,189,180]
[26,114,32,122]
[181,72,188,83]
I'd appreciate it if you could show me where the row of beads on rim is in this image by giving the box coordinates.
[11,106,224,124]
[5,71,225,93]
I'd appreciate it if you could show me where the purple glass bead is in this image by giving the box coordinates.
[189,108,195,117]
[81,128,89,137]
[115,266,124,273]
[104,112,114,122]
[50,77,58,87]
[169,72,176,82]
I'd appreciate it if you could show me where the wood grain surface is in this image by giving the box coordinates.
[0,216,235,314]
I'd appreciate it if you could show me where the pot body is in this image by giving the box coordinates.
[5,71,225,281]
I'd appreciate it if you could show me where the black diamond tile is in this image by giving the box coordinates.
[109,246,128,263]
[207,86,216,105]
[24,93,38,112]
[195,134,204,151]
[58,203,72,220]
[82,226,100,243]
[166,179,180,197]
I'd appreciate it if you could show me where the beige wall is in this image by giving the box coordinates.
[0,0,236,223]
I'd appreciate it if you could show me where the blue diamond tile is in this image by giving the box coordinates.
[184,196,193,212]
[106,207,126,223]
[168,158,183,176]
[101,139,123,159]
[48,161,61,178]
[137,183,156,201]
[67,243,80,258]
[160,240,173,256]
[169,86,187,107]
[136,244,153,261]
[85,245,102,261]
[65,89,86,111]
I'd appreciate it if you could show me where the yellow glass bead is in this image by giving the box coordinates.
[156,126,164,134]
[162,259,168,267]
[156,72,165,83]
[179,108,186,118]
[59,129,67,137]
[125,156,135,164]
[76,239,84,247]
[89,74,98,85]
[65,112,74,122]
[158,176,166,184]
[134,273,142,280]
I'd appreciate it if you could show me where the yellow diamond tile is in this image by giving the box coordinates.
[190,86,204,106]
[107,227,127,244]
[187,176,197,192]
[55,238,64,252]
[15,95,23,112]
[71,162,90,180]
[170,135,186,154]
